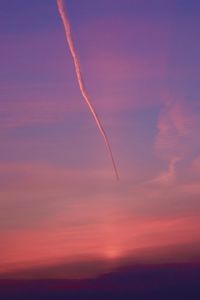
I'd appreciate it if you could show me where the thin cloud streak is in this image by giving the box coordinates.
[149,157,180,185]
[56,0,119,180]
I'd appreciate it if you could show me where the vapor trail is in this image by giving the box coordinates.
[57,0,119,180]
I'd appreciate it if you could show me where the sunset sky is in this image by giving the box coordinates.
[0,0,200,278]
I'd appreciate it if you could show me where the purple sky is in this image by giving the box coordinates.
[0,0,200,278]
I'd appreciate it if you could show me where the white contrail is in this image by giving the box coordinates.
[57,0,119,180]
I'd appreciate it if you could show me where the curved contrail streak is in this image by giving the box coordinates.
[57,0,119,180]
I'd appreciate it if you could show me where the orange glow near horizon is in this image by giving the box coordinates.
[1,203,200,277]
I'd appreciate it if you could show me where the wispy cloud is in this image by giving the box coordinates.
[149,157,180,185]
[155,96,193,159]
[153,93,199,184]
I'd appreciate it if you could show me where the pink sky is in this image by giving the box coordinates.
[0,0,200,278]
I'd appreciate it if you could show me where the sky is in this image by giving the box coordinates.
[0,0,200,278]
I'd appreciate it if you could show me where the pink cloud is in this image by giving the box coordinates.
[155,97,193,158]
[149,157,180,185]
[156,92,200,156]
[152,92,200,184]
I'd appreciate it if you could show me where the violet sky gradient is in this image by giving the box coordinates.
[0,0,200,278]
